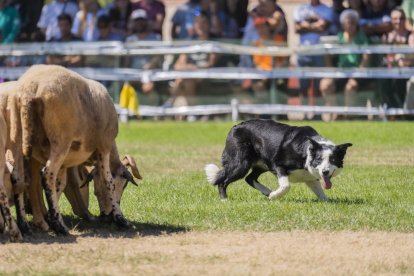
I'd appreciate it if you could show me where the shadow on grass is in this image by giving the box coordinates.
[0,215,188,245]
[285,197,366,205]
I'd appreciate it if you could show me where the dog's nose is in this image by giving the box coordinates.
[322,170,330,176]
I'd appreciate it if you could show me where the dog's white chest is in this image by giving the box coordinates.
[288,169,317,183]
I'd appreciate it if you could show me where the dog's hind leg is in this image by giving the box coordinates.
[268,166,291,200]
[305,180,329,202]
[218,160,252,200]
[245,167,271,197]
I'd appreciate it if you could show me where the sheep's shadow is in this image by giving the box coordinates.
[0,215,188,245]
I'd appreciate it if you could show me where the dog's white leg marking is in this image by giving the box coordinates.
[306,180,329,202]
[269,176,290,200]
[253,180,272,196]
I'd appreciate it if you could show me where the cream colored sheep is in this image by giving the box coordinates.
[10,65,140,235]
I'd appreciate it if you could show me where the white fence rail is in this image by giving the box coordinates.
[2,40,414,120]
[2,40,414,57]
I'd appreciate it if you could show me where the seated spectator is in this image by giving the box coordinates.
[133,0,165,37]
[0,0,21,44]
[37,0,79,41]
[359,0,392,43]
[97,14,123,41]
[72,0,101,42]
[47,13,83,67]
[251,16,288,94]
[239,0,288,68]
[4,30,46,67]
[168,10,220,105]
[222,0,248,39]
[320,9,370,109]
[171,0,199,40]
[98,0,134,39]
[379,7,412,108]
[9,0,43,42]
[185,0,225,38]
[124,9,161,94]
[294,0,333,102]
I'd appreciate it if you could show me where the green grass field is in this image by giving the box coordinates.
[58,121,414,233]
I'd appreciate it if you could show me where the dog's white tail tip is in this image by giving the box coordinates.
[205,164,220,185]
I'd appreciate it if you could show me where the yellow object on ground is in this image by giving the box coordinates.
[119,82,139,116]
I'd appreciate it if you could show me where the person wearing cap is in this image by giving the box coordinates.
[133,0,165,37]
[124,9,161,94]
[319,9,370,111]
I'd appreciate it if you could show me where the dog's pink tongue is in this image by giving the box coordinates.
[322,177,332,190]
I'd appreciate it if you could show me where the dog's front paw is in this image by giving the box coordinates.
[268,191,281,200]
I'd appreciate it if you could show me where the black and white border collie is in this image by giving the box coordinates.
[205,119,352,201]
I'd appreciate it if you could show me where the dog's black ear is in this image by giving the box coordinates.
[336,143,353,153]
[306,137,320,151]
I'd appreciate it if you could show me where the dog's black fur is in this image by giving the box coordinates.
[205,119,352,201]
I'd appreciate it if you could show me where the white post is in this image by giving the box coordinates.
[231,99,239,123]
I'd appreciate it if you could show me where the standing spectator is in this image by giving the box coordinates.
[72,0,101,42]
[294,0,333,100]
[47,13,83,67]
[402,0,414,31]
[171,0,199,40]
[168,11,220,105]
[124,9,161,94]
[98,0,133,39]
[222,0,248,39]
[331,0,345,35]
[133,0,165,37]
[319,9,370,109]
[0,0,20,43]
[379,7,412,108]
[37,0,79,41]
[359,0,392,43]
[348,0,366,16]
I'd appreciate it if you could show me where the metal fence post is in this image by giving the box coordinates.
[231,98,239,122]
[270,56,277,120]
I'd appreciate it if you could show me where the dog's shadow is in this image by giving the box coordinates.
[286,197,366,205]
[0,215,188,245]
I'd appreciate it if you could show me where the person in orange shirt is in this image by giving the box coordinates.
[251,16,287,94]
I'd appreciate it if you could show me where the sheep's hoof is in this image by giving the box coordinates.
[9,228,23,242]
[99,211,114,224]
[51,221,69,236]
[17,220,32,236]
[114,214,131,229]
[33,219,50,232]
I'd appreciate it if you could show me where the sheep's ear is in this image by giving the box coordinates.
[306,137,320,151]
[122,155,142,180]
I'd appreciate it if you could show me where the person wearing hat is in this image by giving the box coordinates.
[124,9,161,94]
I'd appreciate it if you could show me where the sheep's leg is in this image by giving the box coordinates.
[0,180,22,242]
[64,166,94,221]
[30,158,49,231]
[98,152,130,229]
[41,152,70,236]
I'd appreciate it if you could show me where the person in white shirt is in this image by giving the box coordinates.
[71,0,101,42]
[37,0,79,41]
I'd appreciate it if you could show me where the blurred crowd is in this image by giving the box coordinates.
[0,0,413,110]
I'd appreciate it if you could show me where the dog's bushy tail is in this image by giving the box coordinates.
[205,164,226,185]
